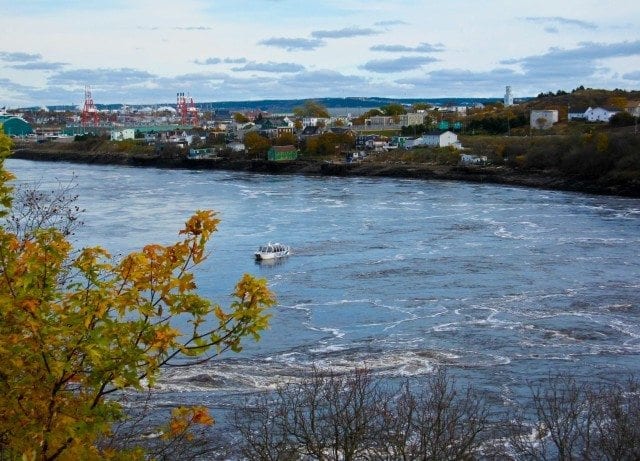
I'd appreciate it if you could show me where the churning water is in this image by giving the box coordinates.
[7,159,640,414]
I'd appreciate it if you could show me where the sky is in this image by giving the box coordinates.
[1,0,639,107]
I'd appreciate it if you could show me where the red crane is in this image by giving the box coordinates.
[81,85,99,127]
[176,92,198,126]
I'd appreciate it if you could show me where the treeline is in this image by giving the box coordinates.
[111,367,640,460]
[466,112,529,135]
[464,129,640,185]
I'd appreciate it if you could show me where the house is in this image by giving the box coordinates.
[399,112,427,126]
[403,131,461,149]
[530,109,559,129]
[299,125,322,139]
[365,115,396,127]
[568,107,589,121]
[584,107,619,123]
[258,117,294,139]
[302,117,329,127]
[226,141,245,153]
[110,128,136,141]
[421,130,461,148]
[390,136,411,149]
[267,145,298,161]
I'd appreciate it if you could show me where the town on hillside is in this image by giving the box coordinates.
[2,86,639,171]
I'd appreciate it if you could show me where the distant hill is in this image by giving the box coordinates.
[522,88,640,111]
[198,97,506,113]
[38,96,508,114]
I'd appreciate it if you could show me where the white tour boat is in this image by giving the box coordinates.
[254,242,291,261]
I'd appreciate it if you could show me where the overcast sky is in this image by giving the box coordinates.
[1,0,639,107]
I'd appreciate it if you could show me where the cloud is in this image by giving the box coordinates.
[361,56,438,73]
[370,42,445,53]
[501,40,640,79]
[524,16,598,30]
[278,70,368,94]
[544,26,559,34]
[258,37,324,51]
[194,57,222,65]
[231,61,304,73]
[0,51,42,62]
[174,26,213,31]
[397,68,520,93]
[224,58,247,64]
[48,68,157,86]
[623,71,640,81]
[374,20,408,27]
[9,61,67,71]
[311,26,379,39]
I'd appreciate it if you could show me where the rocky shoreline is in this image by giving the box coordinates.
[10,148,640,198]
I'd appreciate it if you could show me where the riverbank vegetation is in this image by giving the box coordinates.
[0,132,275,460]
[227,367,640,460]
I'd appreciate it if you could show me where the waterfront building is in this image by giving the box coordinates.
[0,115,33,136]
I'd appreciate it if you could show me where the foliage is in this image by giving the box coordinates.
[381,103,406,116]
[73,134,108,151]
[302,132,355,158]
[508,374,640,461]
[0,131,275,460]
[609,111,637,127]
[467,112,528,135]
[527,87,640,114]
[411,103,432,111]
[243,131,272,156]
[5,176,84,240]
[351,109,384,125]
[111,139,151,154]
[274,132,296,146]
[232,367,640,460]
[233,112,250,123]
[292,100,330,118]
[233,367,490,460]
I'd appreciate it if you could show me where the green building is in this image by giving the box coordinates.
[0,115,33,136]
[267,145,298,161]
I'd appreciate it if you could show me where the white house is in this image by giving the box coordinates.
[302,117,329,127]
[404,131,461,149]
[585,107,619,122]
[530,109,559,129]
[226,141,246,153]
[568,107,589,121]
[421,130,461,148]
[110,128,136,141]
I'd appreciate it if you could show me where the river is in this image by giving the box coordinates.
[6,158,640,428]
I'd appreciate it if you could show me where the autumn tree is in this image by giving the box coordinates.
[273,132,296,146]
[293,100,330,118]
[351,108,383,126]
[0,131,275,460]
[233,112,250,123]
[412,102,432,111]
[381,103,406,116]
[304,132,354,157]
[243,131,272,157]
